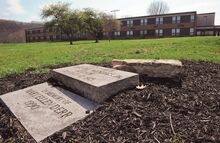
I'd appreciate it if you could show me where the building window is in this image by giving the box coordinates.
[156,29,163,36]
[140,30,147,35]
[204,16,208,25]
[172,28,180,36]
[127,20,133,27]
[190,28,194,36]
[191,15,195,22]
[114,31,120,36]
[172,16,176,24]
[126,31,133,36]
[103,32,108,36]
[156,17,163,25]
[141,19,148,26]
[177,16,181,23]
[160,17,163,24]
[172,16,181,24]
[50,36,53,41]
[56,35,60,40]
[156,18,159,24]
[176,29,180,35]
[205,31,214,36]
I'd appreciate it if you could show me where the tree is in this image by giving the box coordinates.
[147,0,170,15]
[82,8,103,43]
[101,13,121,42]
[41,2,82,45]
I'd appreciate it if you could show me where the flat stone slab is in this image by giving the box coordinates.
[112,59,183,79]
[0,83,98,142]
[52,64,139,103]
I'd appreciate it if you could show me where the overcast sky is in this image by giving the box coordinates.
[0,0,219,24]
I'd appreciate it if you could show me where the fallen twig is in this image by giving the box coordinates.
[170,114,176,135]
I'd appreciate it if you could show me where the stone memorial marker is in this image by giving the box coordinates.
[0,83,98,142]
[52,64,139,103]
[112,59,183,79]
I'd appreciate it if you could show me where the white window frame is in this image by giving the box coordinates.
[140,30,143,35]
[126,31,133,36]
[191,15,195,22]
[140,19,144,26]
[190,28,194,36]
[156,17,160,25]
[177,16,181,23]
[127,20,133,27]
[159,29,163,36]
[172,28,180,36]
[159,17,163,24]
[144,19,148,25]
[172,29,176,36]
[156,29,163,36]
[176,28,180,36]
[156,17,163,25]
[172,16,181,24]
[172,16,176,24]
[103,32,109,36]
[140,30,147,35]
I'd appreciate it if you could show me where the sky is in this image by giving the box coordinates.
[0,0,220,24]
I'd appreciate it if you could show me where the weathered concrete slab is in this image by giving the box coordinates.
[0,83,98,142]
[112,59,183,79]
[52,64,139,103]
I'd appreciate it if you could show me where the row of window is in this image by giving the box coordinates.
[26,29,54,35]
[28,35,60,41]
[197,31,214,36]
[105,28,195,37]
[126,15,195,26]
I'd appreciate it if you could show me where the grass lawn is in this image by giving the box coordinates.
[0,36,220,78]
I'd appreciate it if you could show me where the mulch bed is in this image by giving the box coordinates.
[0,61,220,143]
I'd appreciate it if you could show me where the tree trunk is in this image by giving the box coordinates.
[95,33,99,43]
[109,31,111,42]
[69,33,73,45]
[95,38,98,43]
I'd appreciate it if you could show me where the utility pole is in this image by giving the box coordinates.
[111,9,120,18]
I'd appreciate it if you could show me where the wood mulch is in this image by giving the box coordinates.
[0,61,220,143]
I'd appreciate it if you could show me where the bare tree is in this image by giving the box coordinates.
[101,13,121,42]
[147,0,170,15]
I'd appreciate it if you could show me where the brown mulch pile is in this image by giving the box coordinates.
[0,61,220,143]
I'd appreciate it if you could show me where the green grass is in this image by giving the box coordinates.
[0,36,220,78]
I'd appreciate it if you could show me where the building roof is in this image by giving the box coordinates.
[117,11,197,20]
[197,12,215,15]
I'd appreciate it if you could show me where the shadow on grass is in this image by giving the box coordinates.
[40,40,96,46]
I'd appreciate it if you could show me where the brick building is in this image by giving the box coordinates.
[25,11,220,42]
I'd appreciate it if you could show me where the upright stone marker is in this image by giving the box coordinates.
[0,83,98,142]
[52,64,139,103]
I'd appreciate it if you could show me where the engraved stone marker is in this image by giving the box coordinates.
[52,64,139,103]
[0,83,98,142]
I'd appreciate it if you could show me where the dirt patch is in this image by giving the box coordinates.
[0,61,220,143]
